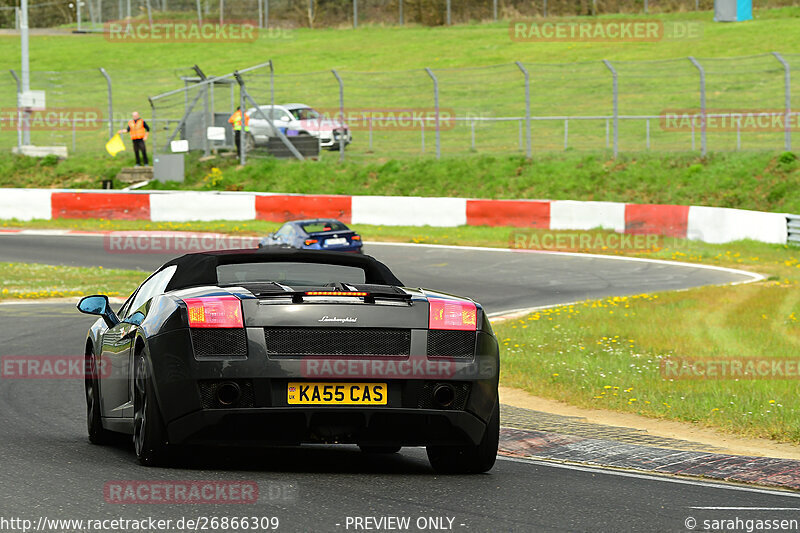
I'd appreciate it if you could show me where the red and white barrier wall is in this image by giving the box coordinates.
[0,188,790,245]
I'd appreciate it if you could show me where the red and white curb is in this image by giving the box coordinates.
[1,188,792,245]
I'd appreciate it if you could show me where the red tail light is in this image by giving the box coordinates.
[304,239,318,245]
[351,235,361,241]
[429,298,477,331]
[184,296,243,328]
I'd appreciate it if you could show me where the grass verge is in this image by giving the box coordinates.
[1,151,799,214]
[0,262,146,300]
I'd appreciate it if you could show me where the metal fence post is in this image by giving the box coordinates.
[257,0,262,28]
[602,59,618,158]
[203,84,211,156]
[446,0,451,25]
[353,0,358,28]
[543,0,548,18]
[773,52,791,151]
[87,0,96,28]
[265,0,269,28]
[269,60,274,108]
[688,56,706,156]
[332,69,345,160]
[515,61,532,157]
[77,0,82,31]
[19,0,30,146]
[399,0,403,24]
[471,120,476,151]
[149,97,157,159]
[424,68,441,159]
[196,0,202,24]
[239,77,246,165]
[644,0,648,14]
[219,0,223,25]
[10,70,22,151]
[493,0,498,21]
[99,68,114,140]
[146,0,153,26]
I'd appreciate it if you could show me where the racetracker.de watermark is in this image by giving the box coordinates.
[314,108,456,131]
[661,109,800,132]
[104,481,262,504]
[661,357,800,380]
[509,230,667,253]
[509,19,702,42]
[301,355,495,380]
[104,232,260,254]
[0,108,103,131]
[104,20,261,43]
[1,355,110,379]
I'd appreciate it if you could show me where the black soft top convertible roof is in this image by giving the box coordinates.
[162,248,403,292]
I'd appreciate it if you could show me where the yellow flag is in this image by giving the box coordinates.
[105,134,126,157]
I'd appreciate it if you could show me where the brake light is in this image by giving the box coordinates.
[305,291,368,297]
[351,235,361,241]
[184,296,243,328]
[304,239,318,245]
[429,298,477,331]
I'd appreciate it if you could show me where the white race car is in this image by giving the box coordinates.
[247,103,352,150]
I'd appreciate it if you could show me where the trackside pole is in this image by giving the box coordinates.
[332,69,345,161]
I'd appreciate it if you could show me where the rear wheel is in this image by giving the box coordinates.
[426,402,499,474]
[86,353,113,445]
[359,445,401,454]
[133,352,170,466]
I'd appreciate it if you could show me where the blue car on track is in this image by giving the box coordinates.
[259,219,363,253]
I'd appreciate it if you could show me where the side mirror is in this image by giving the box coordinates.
[77,295,119,328]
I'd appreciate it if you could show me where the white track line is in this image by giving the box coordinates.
[364,241,765,319]
[496,455,800,498]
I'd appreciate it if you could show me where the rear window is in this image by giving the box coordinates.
[301,221,349,234]
[216,262,366,286]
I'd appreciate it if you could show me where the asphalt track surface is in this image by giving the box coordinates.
[2,234,797,533]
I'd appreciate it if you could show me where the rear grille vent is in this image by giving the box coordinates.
[264,327,411,357]
[427,330,476,358]
[191,328,248,357]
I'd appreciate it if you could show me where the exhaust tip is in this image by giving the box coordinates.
[432,383,456,408]
[216,381,241,407]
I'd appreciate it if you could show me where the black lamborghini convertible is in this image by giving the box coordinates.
[78,248,500,473]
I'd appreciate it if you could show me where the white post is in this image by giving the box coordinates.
[20,0,31,145]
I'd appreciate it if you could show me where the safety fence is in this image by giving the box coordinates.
[3,52,800,161]
[3,0,799,30]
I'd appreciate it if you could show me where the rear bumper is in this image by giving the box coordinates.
[146,324,499,448]
[166,406,487,447]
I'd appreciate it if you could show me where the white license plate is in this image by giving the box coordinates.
[325,238,347,246]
